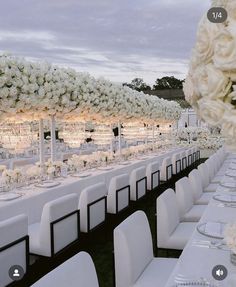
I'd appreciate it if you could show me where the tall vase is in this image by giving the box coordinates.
[39,119,45,167]
[50,115,56,162]
[118,121,122,157]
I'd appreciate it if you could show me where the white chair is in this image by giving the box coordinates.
[205,157,224,183]
[188,169,212,205]
[192,146,197,163]
[31,252,99,287]
[130,166,147,201]
[114,210,177,287]
[160,157,172,182]
[186,149,193,166]
[79,182,107,232]
[181,151,187,170]
[29,194,79,257]
[0,214,28,287]
[175,177,206,222]
[198,163,219,192]
[146,161,160,191]
[107,174,130,214]
[156,189,196,250]
[172,153,181,175]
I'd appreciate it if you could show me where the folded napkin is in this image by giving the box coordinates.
[204,222,222,237]
[228,275,236,287]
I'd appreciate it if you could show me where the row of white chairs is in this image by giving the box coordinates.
[31,211,178,287]
[157,146,229,252]
[0,146,198,286]
[0,161,159,286]
[26,147,203,286]
[30,144,229,287]
[160,146,199,182]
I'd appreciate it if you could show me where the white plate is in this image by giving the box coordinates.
[220,181,236,188]
[119,162,130,166]
[0,192,22,201]
[197,222,225,239]
[71,173,91,178]
[98,167,114,171]
[35,181,61,188]
[138,157,148,160]
[213,194,236,203]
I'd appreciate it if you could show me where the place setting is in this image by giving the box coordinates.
[196,221,226,240]
[0,192,23,201]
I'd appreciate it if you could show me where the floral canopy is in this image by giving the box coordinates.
[0,55,181,124]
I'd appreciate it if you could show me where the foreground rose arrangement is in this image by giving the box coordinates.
[0,54,181,124]
[183,0,236,149]
[224,223,236,254]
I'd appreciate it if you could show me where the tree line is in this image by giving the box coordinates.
[123,76,183,92]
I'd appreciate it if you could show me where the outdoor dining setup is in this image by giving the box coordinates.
[3,0,236,284]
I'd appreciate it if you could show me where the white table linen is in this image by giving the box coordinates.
[0,148,184,224]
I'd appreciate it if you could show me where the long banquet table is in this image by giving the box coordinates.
[0,148,184,225]
[165,175,236,286]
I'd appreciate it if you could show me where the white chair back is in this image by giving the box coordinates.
[31,252,99,287]
[79,182,107,232]
[0,214,28,287]
[130,166,147,200]
[186,149,193,166]
[114,211,153,287]
[172,153,181,174]
[40,193,79,256]
[175,177,194,219]
[181,151,187,169]
[156,189,180,248]
[146,161,160,190]
[107,174,130,214]
[160,157,172,181]
[188,169,204,202]
[198,163,210,188]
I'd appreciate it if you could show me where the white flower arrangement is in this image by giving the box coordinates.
[0,165,6,172]
[2,168,22,184]
[224,223,236,254]
[47,166,56,175]
[0,54,182,124]
[26,166,41,179]
[173,127,223,150]
[183,0,236,150]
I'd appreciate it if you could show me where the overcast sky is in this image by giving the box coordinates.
[0,0,210,85]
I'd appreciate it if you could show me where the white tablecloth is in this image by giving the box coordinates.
[165,176,236,286]
[0,148,184,224]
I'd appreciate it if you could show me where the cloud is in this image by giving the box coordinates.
[0,0,211,84]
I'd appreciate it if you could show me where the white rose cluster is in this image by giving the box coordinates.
[224,223,236,253]
[0,54,181,124]
[183,0,236,149]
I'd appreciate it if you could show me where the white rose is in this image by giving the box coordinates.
[226,1,236,20]
[193,63,232,100]
[213,28,236,71]
[183,74,200,105]
[192,15,220,65]
[221,109,236,138]
[197,98,232,126]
